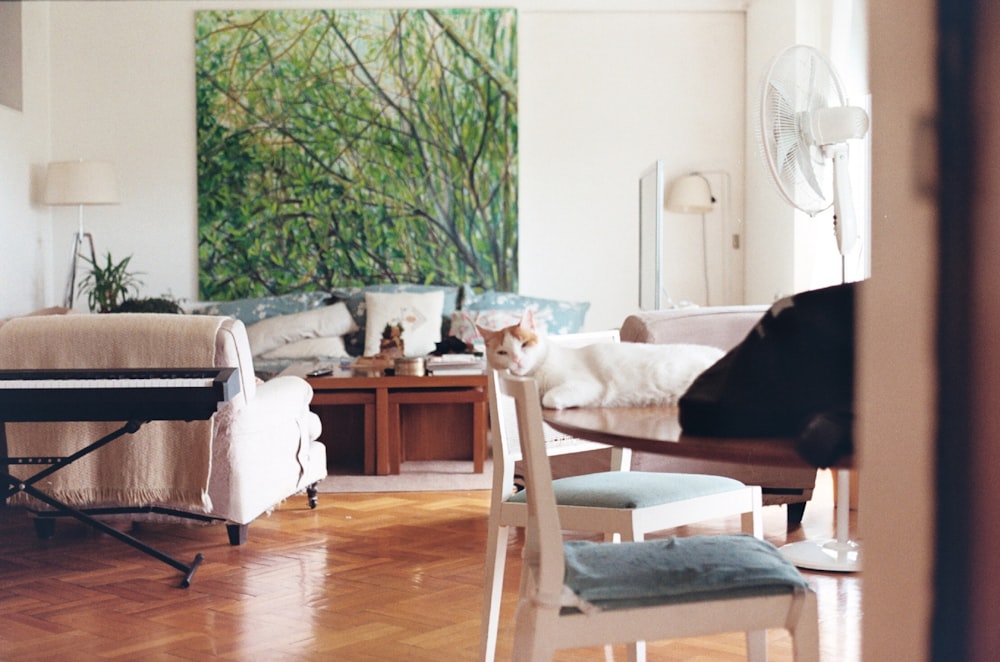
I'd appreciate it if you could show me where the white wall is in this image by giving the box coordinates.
[0,3,53,317]
[744,0,869,303]
[519,9,746,317]
[46,2,200,313]
[3,1,860,330]
[4,0,751,330]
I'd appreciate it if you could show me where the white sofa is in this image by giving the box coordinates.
[0,313,327,544]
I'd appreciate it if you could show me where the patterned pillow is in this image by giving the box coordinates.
[331,284,460,356]
[450,309,541,348]
[194,291,331,325]
[462,291,589,335]
[363,290,446,357]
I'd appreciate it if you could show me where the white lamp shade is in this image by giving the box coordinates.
[665,174,714,214]
[44,160,121,206]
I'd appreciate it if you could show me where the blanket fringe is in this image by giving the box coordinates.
[8,487,212,513]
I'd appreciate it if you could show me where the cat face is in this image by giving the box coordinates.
[478,311,544,376]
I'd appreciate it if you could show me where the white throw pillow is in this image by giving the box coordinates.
[363,290,445,357]
[258,335,348,359]
[246,302,357,356]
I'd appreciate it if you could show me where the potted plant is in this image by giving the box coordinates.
[79,252,143,313]
[111,297,183,314]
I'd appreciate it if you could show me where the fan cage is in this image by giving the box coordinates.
[756,45,848,216]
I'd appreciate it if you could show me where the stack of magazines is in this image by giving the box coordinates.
[426,354,486,375]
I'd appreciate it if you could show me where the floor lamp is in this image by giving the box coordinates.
[44,160,121,308]
[665,173,715,305]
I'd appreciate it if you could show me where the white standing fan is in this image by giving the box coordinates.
[759,44,869,257]
[757,44,869,573]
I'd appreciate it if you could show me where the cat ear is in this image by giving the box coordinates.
[519,309,535,330]
[477,325,497,343]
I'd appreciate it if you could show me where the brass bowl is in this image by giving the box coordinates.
[394,357,426,377]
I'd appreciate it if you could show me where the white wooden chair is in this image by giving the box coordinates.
[498,372,820,662]
[479,332,764,662]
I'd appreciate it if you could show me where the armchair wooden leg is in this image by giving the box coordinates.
[33,517,56,540]
[787,502,807,527]
[227,523,248,546]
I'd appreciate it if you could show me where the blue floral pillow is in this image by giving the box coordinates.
[462,290,590,335]
[330,284,461,356]
[193,291,331,325]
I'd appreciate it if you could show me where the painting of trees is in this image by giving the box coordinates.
[195,9,518,300]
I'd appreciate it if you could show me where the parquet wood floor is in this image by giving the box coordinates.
[0,471,859,661]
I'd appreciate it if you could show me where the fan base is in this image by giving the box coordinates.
[780,538,861,573]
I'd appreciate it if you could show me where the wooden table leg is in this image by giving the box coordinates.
[388,401,402,475]
[473,399,487,474]
[363,400,377,476]
[375,386,391,475]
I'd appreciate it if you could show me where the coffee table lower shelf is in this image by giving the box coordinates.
[297,368,487,476]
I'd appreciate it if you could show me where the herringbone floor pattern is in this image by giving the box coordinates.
[0,472,859,661]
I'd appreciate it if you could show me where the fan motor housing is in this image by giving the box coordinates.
[803,106,870,146]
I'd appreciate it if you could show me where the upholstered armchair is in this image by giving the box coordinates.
[0,313,327,545]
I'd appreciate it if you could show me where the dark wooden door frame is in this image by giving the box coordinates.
[934,1,1000,659]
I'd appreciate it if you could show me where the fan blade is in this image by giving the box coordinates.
[765,80,804,194]
[830,144,859,255]
[797,131,827,207]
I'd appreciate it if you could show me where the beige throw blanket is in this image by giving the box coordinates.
[1,314,225,512]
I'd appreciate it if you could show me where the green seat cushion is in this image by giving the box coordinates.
[563,534,809,611]
[507,471,746,509]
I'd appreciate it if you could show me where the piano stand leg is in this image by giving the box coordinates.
[182,554,205,589]
[21,482,205,588]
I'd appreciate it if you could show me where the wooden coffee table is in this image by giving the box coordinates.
[282,364,487,476]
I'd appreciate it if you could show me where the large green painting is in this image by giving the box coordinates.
[195,9,518,300]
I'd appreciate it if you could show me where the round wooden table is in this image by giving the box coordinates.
[541,404,852,469]
[543,403,860,572]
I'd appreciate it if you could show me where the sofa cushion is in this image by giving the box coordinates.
[620,306,768,351]
[363,290,445,357]
[258,335,348,360]
[245,302,357,356]
[462,290,589,335]
[450,309,525,348]
[193,291,331,325]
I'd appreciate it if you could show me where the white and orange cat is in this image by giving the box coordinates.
[478,311,724,409]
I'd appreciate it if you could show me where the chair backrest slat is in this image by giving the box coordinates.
[498,374,567,603]
[487,330,622,497]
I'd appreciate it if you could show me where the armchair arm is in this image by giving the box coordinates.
[210,375,323,523]
[250,375,314,414]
